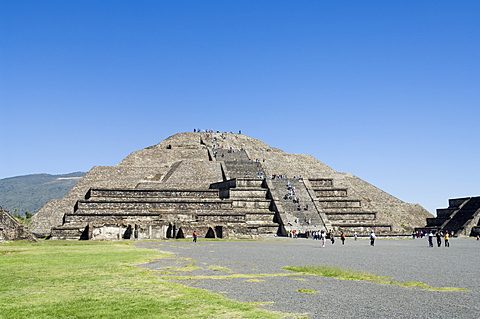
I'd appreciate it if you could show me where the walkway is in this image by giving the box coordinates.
[136,238,480,318]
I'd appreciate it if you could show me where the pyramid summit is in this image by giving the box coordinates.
[31,132,432,239]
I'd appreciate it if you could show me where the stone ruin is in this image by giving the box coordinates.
[0,206,37,242]
[31,132,432,240]
[417,196,480,237]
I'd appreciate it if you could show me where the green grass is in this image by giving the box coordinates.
[208,265,231,272]
[283,265,469,292]
[0,240,294,319]
[296,289,318,294]
[160,273,297,280]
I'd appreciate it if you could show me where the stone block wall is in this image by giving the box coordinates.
[0,207,37,241]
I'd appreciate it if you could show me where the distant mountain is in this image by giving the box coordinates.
[0,172,86,216]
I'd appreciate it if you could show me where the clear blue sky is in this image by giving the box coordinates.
[1,1,479,215]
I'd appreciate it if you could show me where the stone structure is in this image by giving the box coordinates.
[418,196,480,237]
[31,132,432,240]
[0,206,37,241]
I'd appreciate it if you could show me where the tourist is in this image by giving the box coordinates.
[330,233,335,244]
[444,231,450,247]
[340,232,346,245]
[353,231,358,241]
[427,231,434,247]
[321,231,326,247]
[370,231,376,246]
[436,232,442,247]
[192,231,198,243]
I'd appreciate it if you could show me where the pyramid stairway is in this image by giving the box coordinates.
[419,196,480,236]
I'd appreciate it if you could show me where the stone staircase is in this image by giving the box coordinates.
[266,178,327,234]
[215,149,265,180]
[210,178,278,237]
[420,197,480,236]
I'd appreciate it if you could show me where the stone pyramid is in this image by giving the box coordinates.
[31,132,432,239]
[418,196,480,237]
[1,206,37,241]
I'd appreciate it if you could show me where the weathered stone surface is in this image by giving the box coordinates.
[0,207,37,241]
[32,132,433,239]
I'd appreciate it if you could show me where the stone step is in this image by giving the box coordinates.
[320,207,369,213]
[232,201,271,209]
[426,217,448,227]
[448,197,470,208]
[436,208,457,219]
[230,188,268,198]
[330,220,381,225]
[308,178,334,188]
[136,182,215,190]
[75,200,233,211]
[86,188,220,199]
[313,188,348,197]
[316,199,362,208]
[326,212,376,220]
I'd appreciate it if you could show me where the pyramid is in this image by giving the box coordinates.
[417,196,480,237]
[31,132,432,239]
[1,206,37,241]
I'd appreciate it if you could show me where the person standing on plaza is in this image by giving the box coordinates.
[436,231,442,247]
[444,231,450,247]
[427,231,434,247]
[353,231,358,241]
[321,230,326,247]
[370,231,376,246]
[340,232,346,245]
[192,231,198,243]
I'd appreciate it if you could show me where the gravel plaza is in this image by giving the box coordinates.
[137,237,480,319]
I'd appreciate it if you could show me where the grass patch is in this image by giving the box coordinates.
[297,289,318,294]
[157,260,201,273]
[283,265,469,292]
[0,240,296,318]
[161,273,297,280]
[209,265,231,272]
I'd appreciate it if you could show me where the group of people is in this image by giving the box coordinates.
[425,230,451,247]
[193,129,242,134]
[288,230,376,247]
[283,181,310,212]
[271,175,303,180]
